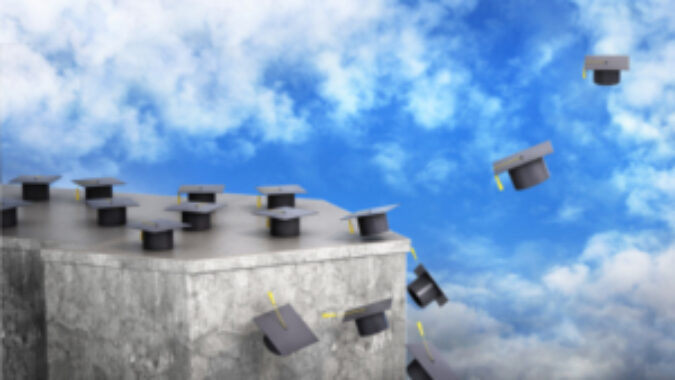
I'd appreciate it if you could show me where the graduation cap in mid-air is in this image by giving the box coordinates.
[86,197,139,227]
[341,204,399,237]
[253,207,317,237]
[407,264,448,309]
[1,199,31,228]
[178,184,224,203]
[128,219,189,251]
[257,185,307,209]
[253,303,319,356]
[9,175,61,201]
[165,202,226,231]
[73,177,125,200]
[406,342,459,380]
[492,141,553,191]
[584,55,630,85]
[342,298,392,337]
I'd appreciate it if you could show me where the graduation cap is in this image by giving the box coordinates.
[128,219,189,251]
[584,55,630,85]
[165,202,225,231]
[408,264,448,309]
[86,197,139,227]
[407,343,458,380]
[253,207,317,237]
[253,303,319,356]
[72,177,125,200]
[178,184,224,203]
[492,141,553,191]
[257,185,307,209]
[342,298,392,337]
[9,175,61,201]
[341,204,399,237]
[1,199,31,228]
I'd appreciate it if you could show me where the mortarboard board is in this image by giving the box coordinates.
[253,207,317,237]
[257,185,307,209]
[86,197,139,227]
[340,204,399,237]
[492,141,553,191]
[253,303,319,356]
[584,55,630,85]
[342,298,392,337]
[72,177,125,200]
[128,219,189,251]
[178,184,225,203]
[407,342,458,380]
[1,199,31,228]
[407,264,448,309]
[165,202,226,231]
[9,175,61,201]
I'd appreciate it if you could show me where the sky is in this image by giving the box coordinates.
[2,0,675,378]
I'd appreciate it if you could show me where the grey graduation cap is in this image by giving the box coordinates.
[1,199,31,228]
[257,184,307,209]
[86,197,139,227]
[492,141,553,190]
[128,219,189,251]
[9,175,61,201]
[178,184,225,203]
[407,342,458,380]
[253,303,319,356]
[73,177,125,200]
[165,202,226,231]
[407,264,448,309]
[253,207,317,237]
[341,204,399,237]
[342,298,392,337]
[585,55,630,85]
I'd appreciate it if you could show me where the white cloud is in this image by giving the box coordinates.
[555,201,585,222]
[371,142,409,187]
[415,157,456,192]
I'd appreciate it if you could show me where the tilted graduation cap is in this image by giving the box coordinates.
[253,207,317,237]
[253,303,319,356]
[342,298,392,337]
[86,197,139,227]
[257,185,307,209]
[165,202,226,231]
[407,343,458,380]
[492,141,553,191]
[178,184,224,203]
[128,219,189,251]
[1,199,31,228]
[341,204,399,237]
[9,175,61,201]
[584,55,630,85]
[407,264,448,309]
[72,177,125,200]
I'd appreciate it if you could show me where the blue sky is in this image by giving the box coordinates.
[2,0,675,378]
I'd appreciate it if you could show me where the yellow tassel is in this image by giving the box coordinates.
[177,194,181,204]
[75,188,80,201]
[411,247,418,261]
[267,291,287,329]
[257,195,262,208]
[582,67,587,79]
[266,218,270,228]
[494,175,504,191]
[348,219,355,234]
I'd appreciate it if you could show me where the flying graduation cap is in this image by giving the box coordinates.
[1,199,31,228]
[584,55,630,86]
[178,184,224,203]
[86,197,139,227]
[407,264,448,309]
[492,141,553,191]
[72,177,125,200]
[341,204,399,237]
[342,298,392,337]
[165,202,226,231]
[257,185,307,209]
[253,207,317,237]
[253,303,319,356]
[407,343,458,380]
[9,175,61,201]
[128,219,189,251]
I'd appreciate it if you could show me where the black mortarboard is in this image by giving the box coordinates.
[9,175,61,201]
[1,199,31,228]
[253,303,319,356]
[86,197,139,227]
[128,219,189,251]
[257,185,307,209]
[341,204,399,237]
[178,184,225,203]
[253,207,317,237]
[584,55,630,85]
[407,343,458,380]
[407,264,448,309]
[165,202,226,231]
[492,141,553,190]
[72,177,125,200]
[342,298,392,337]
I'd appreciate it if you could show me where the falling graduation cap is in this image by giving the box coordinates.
[584,55,630,85]
[165,202,225,231]
[492,141,553,191]
[341,204,399,237]
[253,207,317,237]
[1,199,31,228]
[128,219,189,251]
[407,264,448,309]
[178,184,224,203]
[72,177,125,200]
[342,298,392,337]
[257,185,307,209]
[86,197,139,227]
[253,303,319,356]
[407,343,458,380]
[9,175,61,201]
